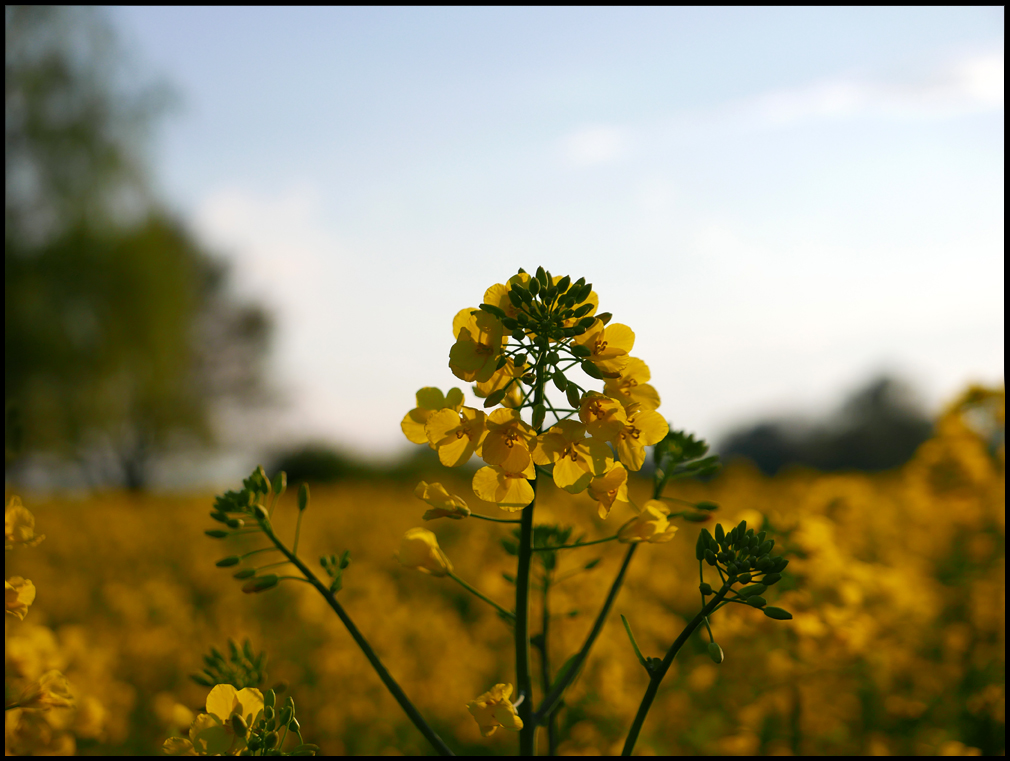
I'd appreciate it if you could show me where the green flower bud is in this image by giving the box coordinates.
[483,389,508,408]
[771,557,789,573]
[756,556,773,572]
[699,582,713,595]
[226,518,245,529]
[529,277,541,296]
[736,572,752,584]
[715,524,725,543]
[596,311,612,324]
[576,316,596,330]
[511,329,525,341]
[532,404,546,430]
[508,288,524,308]
[278,706,292,726]
[247,736,262,751]
[263,731,278,748]
[232,713,248,739]
[571,344,591,358]
[553,372,568,392]
[480,302,507,319]
[566,384,582,409]
[513,352,527,366]
[708,642,725,664]
[234,568,256,579]
[210,511,229,523]
[739,583,767,597]
[704,549,717,566]
[758,540,774,556]
[254,504,269,521]
[242,574,279,594]
[763,572,782,584]
[763,606,793,620]
[747,596,767,608]
[695,531,707,560]
[501,317,519,331]
[205,529,228,539]
[582,361,603,379]
[216,556,241,567]
[573,302,595,318]
[556,275,571,293]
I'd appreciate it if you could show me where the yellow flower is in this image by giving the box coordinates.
[615,406,670,471]
[472,460,536,511]
[424,407,487,467]
[572,319,634,373]
[5,496,44,550]
[532,419,613,494]
[5,576,36,620]
[182,684,264,756]
[466,683,524,737]
[618,500,679,544]
[482,276,528,320]
[579,391,629,442]
[588,463,630,519]
[482,408,537,473]
[473,357,525,409]
[401,387,465,445]
[449,308,505,383]
[397,528,453,576]
[604,357,661,410]
[16,670,75,710]
[415,481,471,520]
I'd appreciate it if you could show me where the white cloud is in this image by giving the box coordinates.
[561,125,629,166]
[741,50,1004,127]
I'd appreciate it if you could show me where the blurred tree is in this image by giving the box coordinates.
[720,376,934,475]
[5,7,270,489]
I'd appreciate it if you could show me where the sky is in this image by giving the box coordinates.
[112,7,1004,460]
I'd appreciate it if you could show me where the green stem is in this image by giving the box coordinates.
[533,543,637,724]
[469,512,523,524]
[292,508,304,554]
[260,523,454,756]
[240,547,281,560]
[531,535,619,551]
[448,572,515,621]
[539,571,558,756]
[621,583,731,756]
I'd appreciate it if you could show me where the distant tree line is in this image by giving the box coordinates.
[719,376,934,475]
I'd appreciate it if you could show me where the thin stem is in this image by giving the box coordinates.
[240,546,281,560]
[531,535,619,552]
[259,522,454,756]
[5,703,21,711]
[255,559,297,572]
[538,570,558,756]
[533,543,638,724]
[292,508,304,554]
[621,583,731,756]
[469,512,523,524]
[448,572,515,621]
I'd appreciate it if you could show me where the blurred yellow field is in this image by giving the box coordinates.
[5,387,1003,755]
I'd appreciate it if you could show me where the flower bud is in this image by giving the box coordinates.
[205,529,228,539]
[763,572,782,584]
[704,549,717,566]
[242,574,279,593]
[397,528,453,576]
[581,361,603,379]
[596,311,612,324]
[254,504,269,521]
[484,389,508,408]
[264,689,276,708]
[226,518,244,529]
[298,482,310,512]
[708,642,724,664]
[739,583,767,597]
[747,596,767,608]
[565,385,582,409]
[231,713,248,739]
[532,404,546,430]
[529,277,541,296]
[508,289,524,308]
[763,606,793,620]
[553,372,568,392]
[556,275,571,293]
[216,556,241,567]
[233,568,256,579]
[699,582,713,595]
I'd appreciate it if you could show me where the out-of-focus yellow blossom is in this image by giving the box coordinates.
[424,407,487,467]
[397,528,453,576]
[6,576,36,620]
[472,461,536,510]
[482,408,537,473]
[533,420,613,494]
[473,357,525,409]
[164,684,264,756]
[449,308,505,383]
[579,391,629,442]
[587,463,630,519]
[401,387,465,445]
[5,496,44,549]
[614,405,670,471]
[604,357,661,410]
[415,481,471,520]
[618,501,679,544]
[154,692,196,732]
[466,683,524,737]
[572,319,634,373]
[16,669,75,710]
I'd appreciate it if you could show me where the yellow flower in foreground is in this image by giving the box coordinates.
[467,683,524,737]
[401,387,465,445]
[167,684,264,756]
[615,406,670,471]
[5,576,36,620]
[572,319,634,373]
[5,496,44,550]
[533,419,612,494]
[449,308,505,383]
[588,463,630,519]
[604,357,661,410]
[415,481,471,520]
[425,407,487,467]
[397,528,453,576]
[17,670,75,711]
[473,460,536,511]
[618,500,679,544]
[482,408,536,473]
[579,391,629,442]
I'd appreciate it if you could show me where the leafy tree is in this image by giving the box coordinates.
[5,7,270,488]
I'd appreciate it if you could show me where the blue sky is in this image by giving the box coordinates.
[113,7,1004,458]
